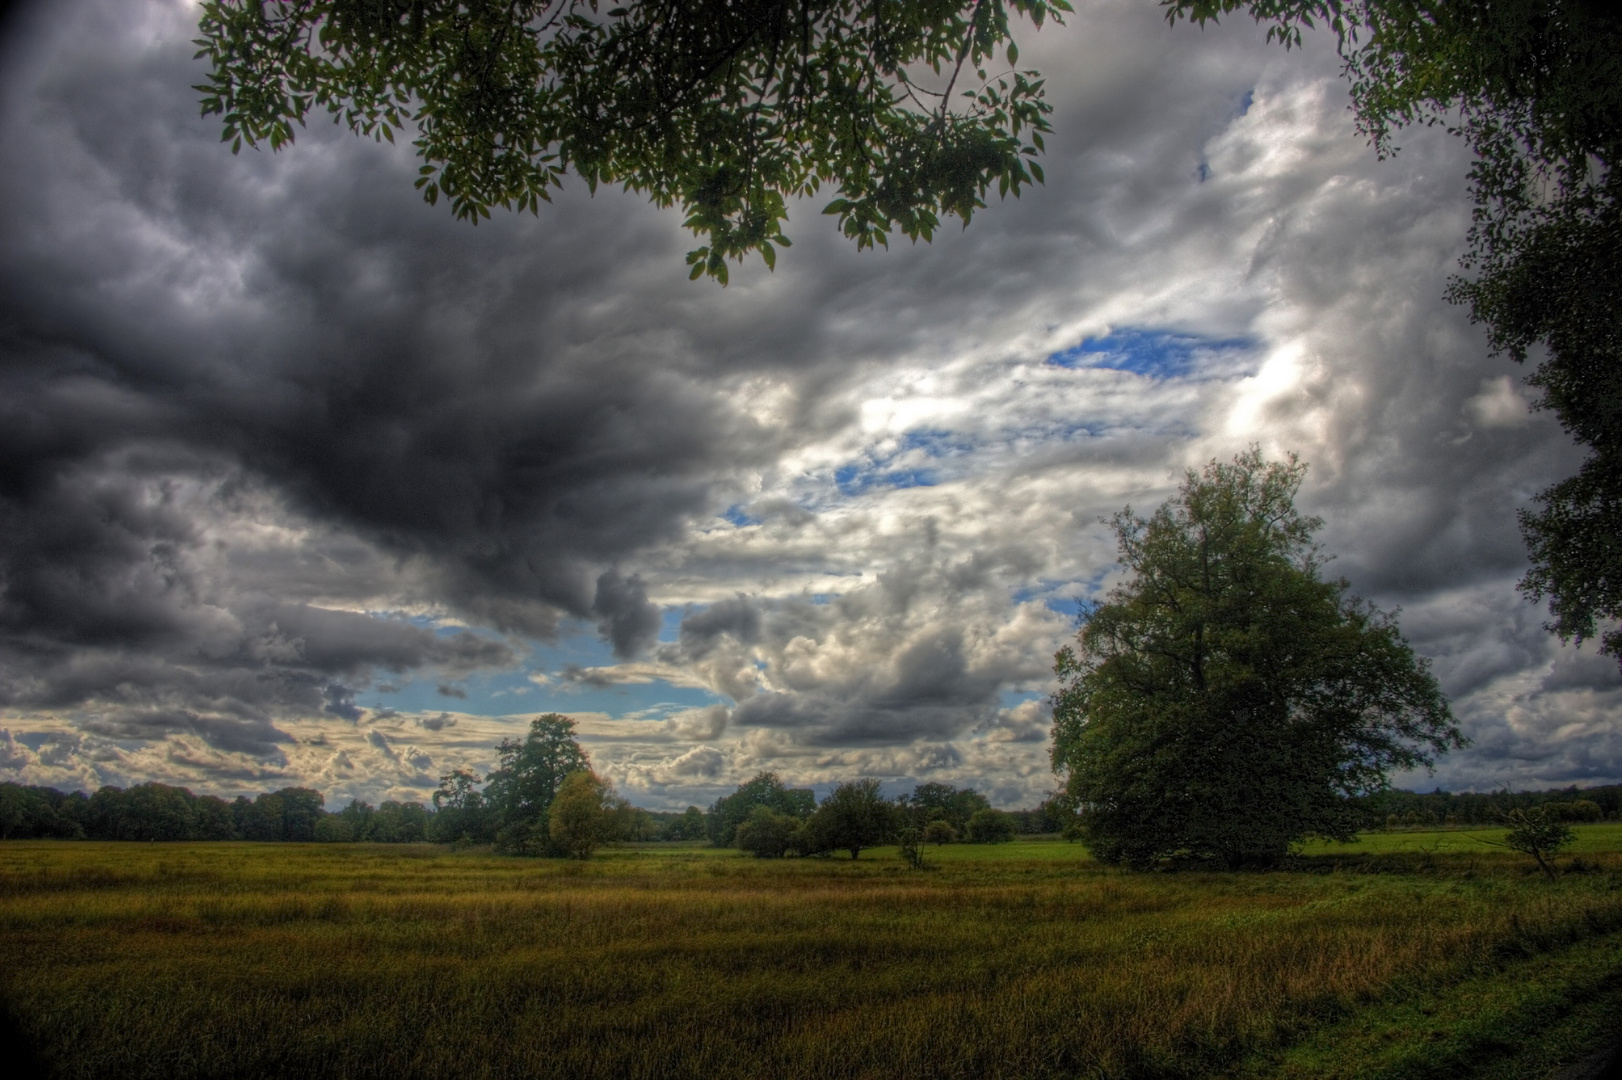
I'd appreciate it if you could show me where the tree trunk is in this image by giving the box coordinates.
[1533,849,1557,881]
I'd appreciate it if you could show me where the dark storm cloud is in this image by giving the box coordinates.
[0,0,776,751]
[731,693,998,748]
[592,570,662,660]
[677,595,763,657]
[79,708,290,757]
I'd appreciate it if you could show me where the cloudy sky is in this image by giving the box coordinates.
[1,0,1617,812]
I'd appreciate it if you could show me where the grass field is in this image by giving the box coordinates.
[2,827,1621,1080]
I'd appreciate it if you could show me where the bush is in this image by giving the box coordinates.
[1551,799,1603,823]
[549,770,613,860]
[965,808,1016,844]
[923,819,957,845]
[734,806,799,858]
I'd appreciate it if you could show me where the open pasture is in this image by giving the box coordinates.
[3,831,1622,1080]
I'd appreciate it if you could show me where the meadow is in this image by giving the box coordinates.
[3,827,1621,1080]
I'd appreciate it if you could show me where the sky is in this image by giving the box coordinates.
[1,0,1618,812]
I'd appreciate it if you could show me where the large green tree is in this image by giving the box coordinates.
[1050,450,1463,869]
[193,0,1068,282]
[1167,0,1622,662]
[483,712,591,851]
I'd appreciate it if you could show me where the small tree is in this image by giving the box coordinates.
[923,819,958,846]
[897,826,926,869]
[548,770,613,860]
[734,806,799,858]
[809,779,894,860]
[1504,807,1576,880]
[965,808,1017,843]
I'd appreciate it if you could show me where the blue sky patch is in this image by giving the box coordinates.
[721,503,757,527]
[363,610,719,722]
[1046,327,1256,380]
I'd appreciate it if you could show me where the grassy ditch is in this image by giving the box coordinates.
[1,830,1620,1079]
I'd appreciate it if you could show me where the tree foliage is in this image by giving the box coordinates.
[483,712,591,852]
[708,771,815,846]
[805,777,893,858]
[964,806,1015,843]
[895,781,990,832]
[194,0,1069,282]
[1051,450,1463,869]
[733,804,800,857]
[430,767,494,842]
[1166,0,1622,663]
[1503,805,1577,879]
[548,769,615,858]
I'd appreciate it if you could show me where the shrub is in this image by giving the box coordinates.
[548,771,613,860]
[965,808,1016,844]
[734,806,799,858]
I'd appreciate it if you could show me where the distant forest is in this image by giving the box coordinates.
[2,779,1617,843]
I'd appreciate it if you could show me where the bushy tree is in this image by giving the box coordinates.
[0,784,84,839]
[665,805,707,841]
[484,713,591,853]
[1553,799,1604,823]
[734,805,800,858]
[1051,450,1463,869]
[369,800,431,842]
[337,799,375,839]
[922,819,958,846]
[964,807,1016,843]
[276,788,327,841]
[708,772,816,847]
[238,791,286,841]
[430,767,493,843]
[548,770,615,859]
[896,782,991,832]
[806,778,894,860]
[193,0,1068,282]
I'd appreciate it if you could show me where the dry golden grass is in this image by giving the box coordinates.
[2,833,1621,1079]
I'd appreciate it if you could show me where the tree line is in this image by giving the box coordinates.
[0,781,439,843]
[0,712,1058,856]
[3,767,1614,849]
[1358,785,1620,828]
